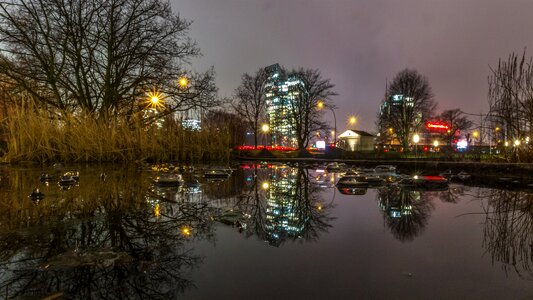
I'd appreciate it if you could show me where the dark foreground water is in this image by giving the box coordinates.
[0,163,531,299]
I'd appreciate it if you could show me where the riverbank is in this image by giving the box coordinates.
[235,154,533,189]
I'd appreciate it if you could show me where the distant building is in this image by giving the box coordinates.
[338,129,376,151]
[264,64,303,147]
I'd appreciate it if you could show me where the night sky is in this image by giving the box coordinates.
[175,0,533,132]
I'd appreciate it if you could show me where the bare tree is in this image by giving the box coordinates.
[232,69,268,148]
[287,68,337,150]
[379,69,436,149]
[438,109,473,147]
[0,0,218,121]
[488,51,533,161]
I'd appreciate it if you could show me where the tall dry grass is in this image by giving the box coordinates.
[2,104,230,163]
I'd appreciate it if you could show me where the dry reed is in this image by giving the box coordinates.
[2,104,230,163]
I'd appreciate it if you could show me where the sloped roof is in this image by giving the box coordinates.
[338,129,376,138]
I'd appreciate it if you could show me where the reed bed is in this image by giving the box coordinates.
[3,105,230,163]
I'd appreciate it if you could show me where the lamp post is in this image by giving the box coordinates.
[413,134,420,159]
[317,101,337,148]
[261,124,270,147]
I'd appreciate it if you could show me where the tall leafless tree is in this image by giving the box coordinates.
[0,0,218,121]
[379,69,436,149]
[287,68,337,150]
[232,68,269,148]
[438,109,473,147]
[488,51,533,161]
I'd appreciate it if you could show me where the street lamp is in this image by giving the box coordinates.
[178,76,189,89]
[261,124,270,146]
[317,100,337,148]
[349,116,357,126]
[413,134,420,158]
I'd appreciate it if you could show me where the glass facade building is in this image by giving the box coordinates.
[264,64,304,147]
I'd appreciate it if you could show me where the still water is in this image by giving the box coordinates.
[0,163,531,299]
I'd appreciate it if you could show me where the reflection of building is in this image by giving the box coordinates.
[264,64,304,147]
[264,166,304,245]
[337,129,375,151]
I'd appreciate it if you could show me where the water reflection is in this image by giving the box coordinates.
[482,189,533,278]
[0,166,214,299]
[218,165,335,247]
[1,163,532,297]
[377,185,435,242]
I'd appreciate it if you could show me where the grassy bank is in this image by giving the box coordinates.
[2,105,230,163]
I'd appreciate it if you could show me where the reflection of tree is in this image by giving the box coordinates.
[224,166,334,247]
[482,189,533,278]
[0,166,214,299]
[377,185,435,242]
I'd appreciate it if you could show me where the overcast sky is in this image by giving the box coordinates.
[174,0,533,132]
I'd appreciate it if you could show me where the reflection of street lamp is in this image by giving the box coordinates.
[317,100,337,147]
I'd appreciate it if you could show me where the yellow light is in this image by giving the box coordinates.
[505,141,509,147]
[261,124,269,132]
[473,131,479,138]
[349,116,357,125]
[433,140,439,147]
[330,130,335,136]
[178,76,189,88]
[317,205,322,211]
[388,127,393,133]
[146,88,165,109]
[154,203,160,218]
[262,182,270,189]
[317,101,324,109]
[413,134,420,144]
[514,139,520,146]
[181,226,191,236]
[495,127,500,131]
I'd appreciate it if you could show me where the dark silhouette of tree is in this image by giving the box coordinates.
[204,109,247,147]
[233,69,269,148]
[438,109,473,147]
[488,51,533,162]
[0,0,217,121]
[287,68,337,150]
[377,185,435,242]
[483,189,533,277]
[0,167,214,298]
[379,69,436,149]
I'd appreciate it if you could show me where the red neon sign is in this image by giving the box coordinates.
[426,122,450,131]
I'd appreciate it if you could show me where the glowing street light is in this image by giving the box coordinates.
[261,124,269,133]
[262,181,270,189]
[349,116,357,126]
[433,140,439,148]
[146,88,165,109]
[413,134,420,159]
[178,76,189,88]
[473,131,479,138]
[413,134,420,144]
[317,100,337,147]
[514,139,521,147]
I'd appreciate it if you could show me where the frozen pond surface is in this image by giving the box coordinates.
[0,163,531,299]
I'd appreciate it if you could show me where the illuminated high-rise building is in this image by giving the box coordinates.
[264,64,304,147]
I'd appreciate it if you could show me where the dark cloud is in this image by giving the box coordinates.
[175,0,533,131]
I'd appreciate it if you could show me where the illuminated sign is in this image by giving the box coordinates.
[316,141,326,149]
[426,122,450,131]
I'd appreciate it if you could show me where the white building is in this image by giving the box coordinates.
[338,130,376,151]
